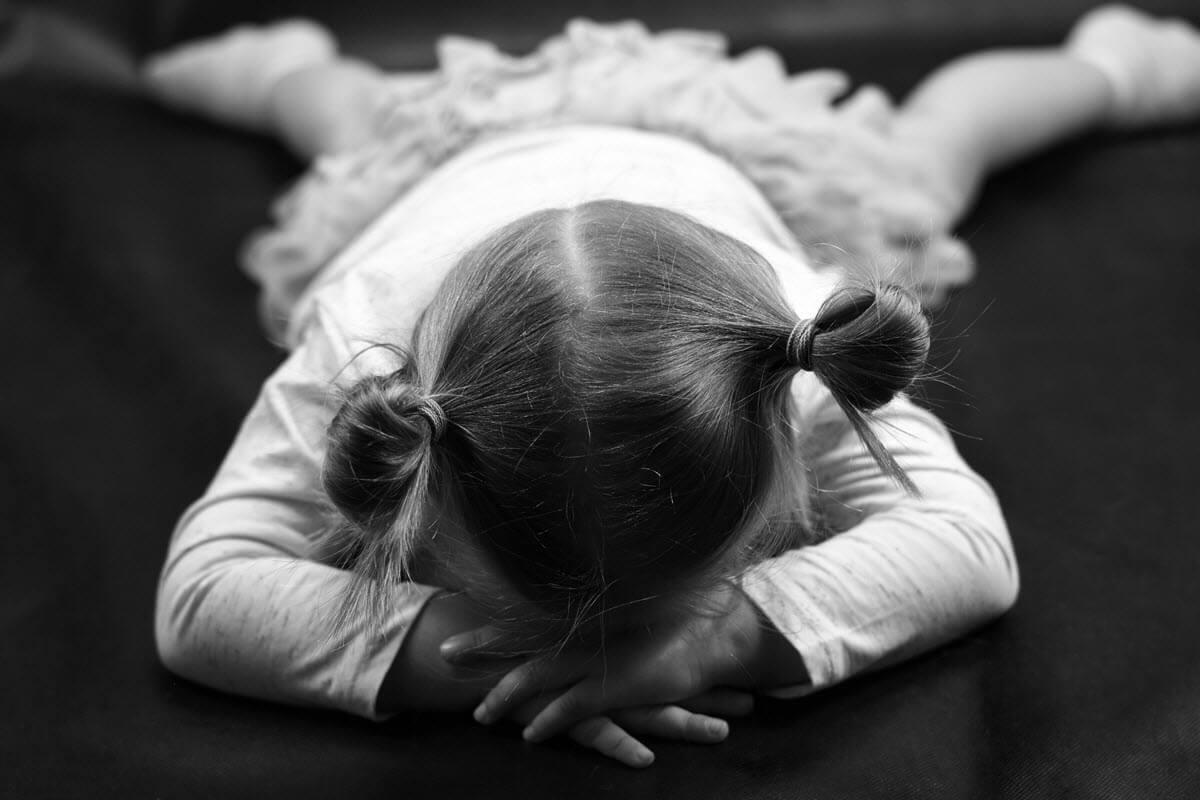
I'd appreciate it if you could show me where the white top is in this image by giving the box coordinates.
[156,126,1018,719]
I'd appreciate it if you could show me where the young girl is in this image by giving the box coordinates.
[149,6,1200,768]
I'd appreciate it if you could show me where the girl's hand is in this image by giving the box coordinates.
[511,691,749,768]
[445,586,782,744]
[377,590,517,713]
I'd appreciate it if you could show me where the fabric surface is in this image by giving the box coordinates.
[246,18,972,342]
[3,1,1200,797]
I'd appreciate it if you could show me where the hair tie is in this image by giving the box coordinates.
[785,320,817,372]
[415,397,448,443]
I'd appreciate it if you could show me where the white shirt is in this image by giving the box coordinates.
[156,126,1017,718]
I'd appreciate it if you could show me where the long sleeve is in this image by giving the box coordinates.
[741,381,1019,695]
[155,304,438,719]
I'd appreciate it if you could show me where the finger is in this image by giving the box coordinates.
[565,716,655,769]
[678,688,756,718]
[475,656,583,725]
[439,625,506,664]
[612,705,729,744]
[522,681,608,743]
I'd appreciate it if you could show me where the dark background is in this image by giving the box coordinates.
[2,0,1198,797]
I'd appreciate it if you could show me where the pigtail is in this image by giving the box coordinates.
[321,366,448,629]
[785,284,930,494]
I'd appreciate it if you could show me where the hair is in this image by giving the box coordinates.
[320,200,929,643]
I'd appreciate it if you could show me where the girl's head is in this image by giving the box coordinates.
[322,200,929,642]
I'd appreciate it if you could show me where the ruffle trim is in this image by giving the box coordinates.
[244,19,973,342]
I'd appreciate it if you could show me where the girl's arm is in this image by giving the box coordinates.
[739,379,1018,694]
[157,304,738,766]
[473,381,1016,737]
[156,305,439,719]
[375,591,514,712]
